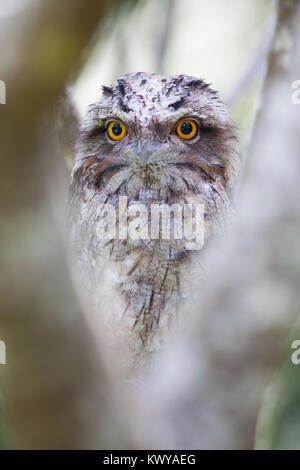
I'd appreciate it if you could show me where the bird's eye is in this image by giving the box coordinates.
[107,121,127,141]
[176,119,198,140]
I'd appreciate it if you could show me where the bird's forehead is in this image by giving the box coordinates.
[101,72,215,126]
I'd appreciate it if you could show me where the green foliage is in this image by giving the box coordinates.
[257,320,300,449]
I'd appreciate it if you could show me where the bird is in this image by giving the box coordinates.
[68,72,240,372]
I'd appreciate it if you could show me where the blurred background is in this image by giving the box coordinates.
[0,0,299,450]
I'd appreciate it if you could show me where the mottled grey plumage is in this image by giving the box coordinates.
[68,72,240,371]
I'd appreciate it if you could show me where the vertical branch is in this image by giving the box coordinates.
[237,0,279,194]
[156,0,175,74]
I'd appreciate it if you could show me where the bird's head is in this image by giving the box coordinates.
[73,72,239,203]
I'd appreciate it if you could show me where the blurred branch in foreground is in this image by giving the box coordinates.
[0,0,148,449]
[149,0,300,450]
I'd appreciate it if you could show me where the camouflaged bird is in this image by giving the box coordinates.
[68,72,240,371]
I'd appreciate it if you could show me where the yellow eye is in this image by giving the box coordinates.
[107,120,126,141]
[176,119,198,140]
